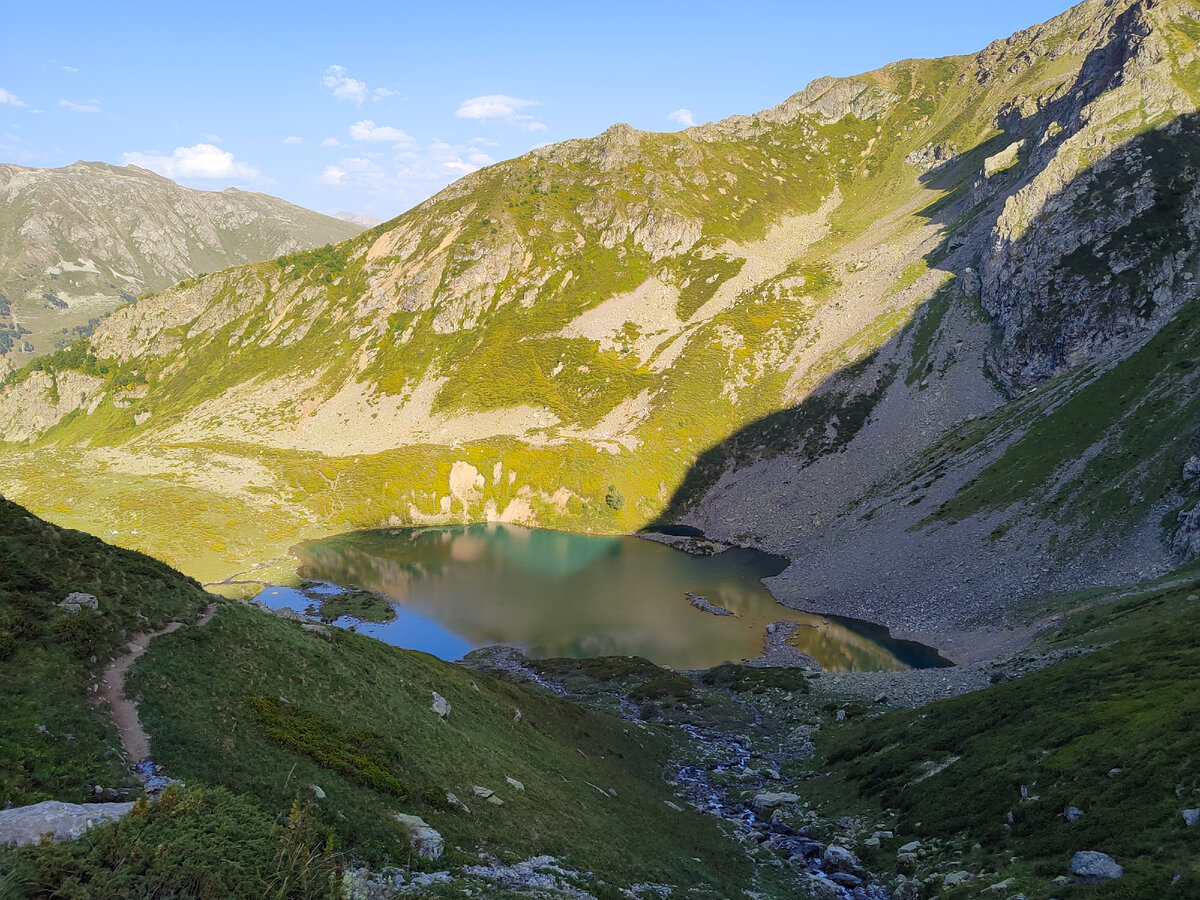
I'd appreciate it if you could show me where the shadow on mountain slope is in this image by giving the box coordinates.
[650,90,1200,632]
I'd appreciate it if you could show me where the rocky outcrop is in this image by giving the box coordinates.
[978,0,1200,386]
[0,369,106,442]
[0,800,135,846]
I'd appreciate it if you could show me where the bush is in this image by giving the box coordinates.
[51,613,107,659]
[605,485,626,510]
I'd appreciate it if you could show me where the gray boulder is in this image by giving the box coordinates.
[393,813,444,860]
[0,800,134,846]
[752,791,800,811]
[1065,805,1085,822]
[59,592,99,613]
[1070,850,1123,884]
[430,692,451,717]
[1183,809,1200,827]
[1184,456,1200,481]
[822,844,859,873]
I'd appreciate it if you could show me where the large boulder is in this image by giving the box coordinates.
[752,791,800,811]
[1070,850,1123,884]
[393,813,444,860]
[0,800,134,846]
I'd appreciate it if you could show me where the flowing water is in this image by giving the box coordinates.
[255,524,948,671]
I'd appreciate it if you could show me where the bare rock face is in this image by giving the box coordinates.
[978,0,1200,387]
[0,369,106,442]
[0,800,135,846]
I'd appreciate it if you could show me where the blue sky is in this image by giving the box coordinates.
[2,0,1073,220]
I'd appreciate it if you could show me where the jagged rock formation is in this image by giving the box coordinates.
[0,162,365,358]
[2,0,1200,651]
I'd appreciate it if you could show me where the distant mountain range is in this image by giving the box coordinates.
[0,162,366,359]
[333,210,385,227]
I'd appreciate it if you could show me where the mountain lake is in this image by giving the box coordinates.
[255,523,950,671]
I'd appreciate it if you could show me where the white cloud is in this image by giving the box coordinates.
[455,94,544,130]
[61,66,79,74]
[373,87,397,101]
[59,99,101,113]
[320,137,341,148]
[471,136,499,147]
[120,143,262,182]
[318,165,347,185]
[1,89,26,108]
[348,120,415,146]
[323,65,368,104]
[284,135,303,145]
[316,141,494,197]
[668,108,695,127]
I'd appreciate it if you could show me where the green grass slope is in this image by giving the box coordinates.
[818,581,1200,898]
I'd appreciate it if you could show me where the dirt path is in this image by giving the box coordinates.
[98,603,217,766]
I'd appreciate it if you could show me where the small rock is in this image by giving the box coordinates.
[864,837,881,849]
[835,709,847,722]
[944,871,974,887]
[664,800,683,812]
[1107,768,1122,778]
[34,724,47,734]
[873,693,888,704]
[829,871,862,889]
[898,841,922,854]
[1182,809,1200,827]
[445,792,470,814]
[300,623,330,637]
[505,776,524,791]
[486,794,504,806]
[470,785,494,799]
[393,813,444,860]
[982,877,1016,893]
[430,692,451,717]
[309,784,326,800]
[1071,850,1123,884]
[1065,805,1084,822]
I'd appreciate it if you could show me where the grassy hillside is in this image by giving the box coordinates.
[0,498,765,897]
[813,580,1200,898]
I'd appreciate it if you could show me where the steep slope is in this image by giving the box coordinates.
[0,162,364,359]
[2,0,1199,653]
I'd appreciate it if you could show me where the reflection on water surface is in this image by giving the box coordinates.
[256,524,948,671]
